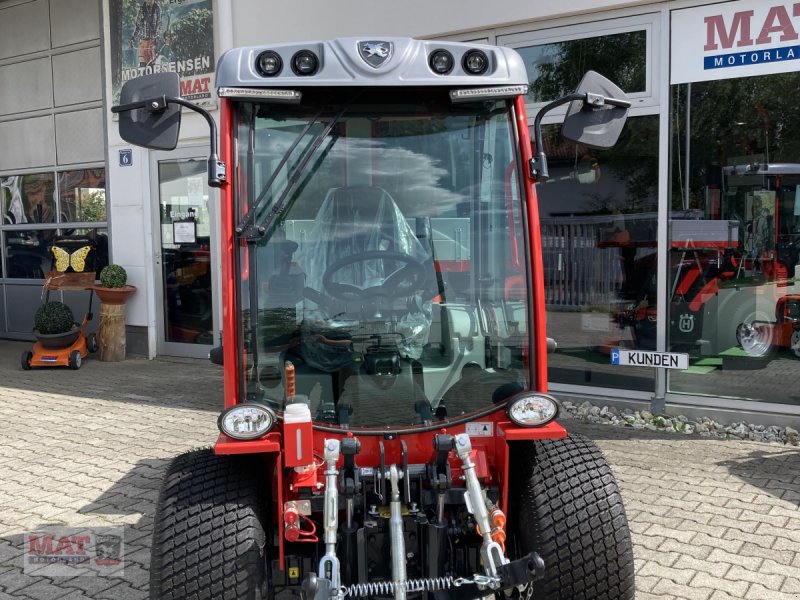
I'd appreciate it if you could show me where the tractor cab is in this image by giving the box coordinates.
[234,84,530,428]
[114,38,635,600]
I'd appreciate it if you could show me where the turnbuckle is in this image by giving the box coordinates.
[454,433,508,581]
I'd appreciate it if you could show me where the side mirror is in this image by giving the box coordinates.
[113,72,225,187]
[529,71,631,181]
[562,71,629,149]
[118,73,182,150]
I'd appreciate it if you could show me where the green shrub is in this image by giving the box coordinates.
[100,264,127,288]
[34,301,75,334]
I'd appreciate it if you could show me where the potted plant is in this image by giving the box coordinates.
[93,264,136,304]
[33,301,80,349]
[93,264,136,361]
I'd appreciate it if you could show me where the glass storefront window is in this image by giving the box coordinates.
[1,173,57,225]
[5,228,54,279]
[537,116,659,391]
[515,30,647,104]
[1,169,107,280]
[58,169,107,223]
[668,72,800,404]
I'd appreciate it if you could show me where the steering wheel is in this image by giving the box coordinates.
[321,250,426,301]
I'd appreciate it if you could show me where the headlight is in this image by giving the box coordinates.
[218,404,276,440]
[429,49,454,75]
[506,392,559,427]
[292,50,319,76]
[462,50,489,75]
[256,50,282,77]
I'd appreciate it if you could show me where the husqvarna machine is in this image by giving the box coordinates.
[113,38,635,599]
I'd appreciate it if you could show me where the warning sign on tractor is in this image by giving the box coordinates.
[611,349,689,369]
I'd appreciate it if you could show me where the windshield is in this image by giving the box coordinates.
[233,88,530,431]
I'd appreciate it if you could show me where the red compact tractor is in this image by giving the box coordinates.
[114,38,634,599]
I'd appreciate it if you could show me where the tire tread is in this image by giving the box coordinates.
[149,448,269,600]
[512,433,635,600]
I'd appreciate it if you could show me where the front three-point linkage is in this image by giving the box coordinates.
[303,434,545,600]
[450,434,546,599]
[301,439,344,600]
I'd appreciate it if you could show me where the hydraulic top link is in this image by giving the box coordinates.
[454,433,508,581]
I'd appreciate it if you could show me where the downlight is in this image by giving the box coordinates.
[292,50,320,76]
[462,49,489,75]
[255,50,282,77]
[429,49,454,75]
[218,404,276,440]
[506,392,559,427]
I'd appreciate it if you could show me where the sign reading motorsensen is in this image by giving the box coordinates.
[611,349,689,370]
[671,1,800,84]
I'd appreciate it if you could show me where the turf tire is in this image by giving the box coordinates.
[510,433,635,599]
[149,448,271,600]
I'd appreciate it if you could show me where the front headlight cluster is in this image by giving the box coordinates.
[255,49,320,78]
[218,404,276,440]
[506,392,559,427]
[429,48,491,76]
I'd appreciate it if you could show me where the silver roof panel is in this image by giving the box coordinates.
[216,37,528,89]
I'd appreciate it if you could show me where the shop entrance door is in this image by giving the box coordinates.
[151,148,220,358]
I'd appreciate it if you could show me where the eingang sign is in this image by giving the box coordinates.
[671,1,800,84]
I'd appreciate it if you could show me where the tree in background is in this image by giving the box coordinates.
[170,8,213,68]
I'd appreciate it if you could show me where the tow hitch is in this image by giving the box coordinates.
[301,434,545,599]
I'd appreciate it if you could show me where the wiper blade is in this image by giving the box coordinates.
[239,104,348,240]
[235,107,324,237]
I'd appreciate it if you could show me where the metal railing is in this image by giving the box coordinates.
[541,215,657,310]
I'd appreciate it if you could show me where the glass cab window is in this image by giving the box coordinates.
[233,88,529,430]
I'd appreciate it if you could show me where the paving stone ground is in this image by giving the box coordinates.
[0,339,798,599]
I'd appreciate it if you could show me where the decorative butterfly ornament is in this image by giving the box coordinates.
[52,246,91,272]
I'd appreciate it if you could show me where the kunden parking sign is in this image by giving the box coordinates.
[611,349,689,369]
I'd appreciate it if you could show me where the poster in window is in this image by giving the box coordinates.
[173,221,197,244]
[109,0,216,108]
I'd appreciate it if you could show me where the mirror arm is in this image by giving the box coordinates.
[111,97,163,113]
[111,95,227,188]
[529,93,583,182]
[167,97,226,188]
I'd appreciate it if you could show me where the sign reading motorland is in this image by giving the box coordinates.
[671,1,800,84]
[611,349,689,370]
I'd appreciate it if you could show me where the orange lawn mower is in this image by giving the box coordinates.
[21,236,99,370]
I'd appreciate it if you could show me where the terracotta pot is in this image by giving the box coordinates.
[93,285,136,305]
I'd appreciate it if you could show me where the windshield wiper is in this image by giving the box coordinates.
[241,105,347,403]
[237,105,347,240]
[235,107,324,238]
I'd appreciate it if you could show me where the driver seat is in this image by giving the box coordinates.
[300,186,419,293]
[290,187,435,415]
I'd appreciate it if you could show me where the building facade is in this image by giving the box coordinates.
[2,0,799,421]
